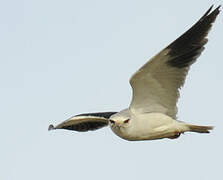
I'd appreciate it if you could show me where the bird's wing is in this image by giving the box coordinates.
[49,112,117,132]
[129,5,220,119]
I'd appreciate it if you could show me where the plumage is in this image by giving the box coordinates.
[48,112,117,132]
[129,5,220,118]
[49,6,220,141]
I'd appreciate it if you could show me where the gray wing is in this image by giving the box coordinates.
[49,112,117,132]
[129,6,220,119]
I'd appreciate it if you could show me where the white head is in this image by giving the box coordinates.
[109,109,131,130]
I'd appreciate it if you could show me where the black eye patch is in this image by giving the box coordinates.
[124,119,130,123]
[109,120,115,124]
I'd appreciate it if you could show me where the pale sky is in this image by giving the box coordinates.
[1,0,223,180]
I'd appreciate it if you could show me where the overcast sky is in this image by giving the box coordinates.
[1,0,222,180]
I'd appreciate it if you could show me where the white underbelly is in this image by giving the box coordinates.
[111,113,180,141]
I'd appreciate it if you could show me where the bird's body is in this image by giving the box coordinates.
[109,109,210,141]
[109,110,182,141]
[49,5,220,141]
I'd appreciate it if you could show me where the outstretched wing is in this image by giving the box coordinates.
[49,112,117,132]
[129,5,220,119]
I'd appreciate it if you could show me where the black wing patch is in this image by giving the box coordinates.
[49,112,117,132]
[60,121,108,132]
[166,5,221,68]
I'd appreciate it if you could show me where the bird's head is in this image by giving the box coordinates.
[109,109,131,129]
[109,118,130,129]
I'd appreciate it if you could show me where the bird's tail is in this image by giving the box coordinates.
[187,124,214,133]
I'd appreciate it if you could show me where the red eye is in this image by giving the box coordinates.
[124,119,130,123]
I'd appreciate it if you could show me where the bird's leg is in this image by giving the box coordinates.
[168,132,181,139]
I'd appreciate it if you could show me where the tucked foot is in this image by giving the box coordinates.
[168,133,181,139]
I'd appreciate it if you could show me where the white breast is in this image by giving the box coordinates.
[111,113,177,141]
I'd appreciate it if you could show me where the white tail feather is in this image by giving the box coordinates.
[187,124,214,133]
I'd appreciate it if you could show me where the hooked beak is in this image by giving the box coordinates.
[109,119,122,129]
[109,120,122,129]
[116,124,121,128]
[114,122,122,129]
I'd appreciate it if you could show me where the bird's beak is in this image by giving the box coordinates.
[115,122,122,128]
[110,120,122,128]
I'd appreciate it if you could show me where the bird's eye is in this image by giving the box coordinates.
[109,120,115,125]
[124,119,130,123]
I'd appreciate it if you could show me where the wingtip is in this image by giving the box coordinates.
[213,5,221,13]
[217,5,222,14]
[216,5,222,10]
[207,4,221,11]
[212,5,221,14]
[209,4,214,10]
[48,124,55,131]
[203,5,214,17]
[201,5,221,20]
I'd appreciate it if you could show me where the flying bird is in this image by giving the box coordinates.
[49,6,220,141]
